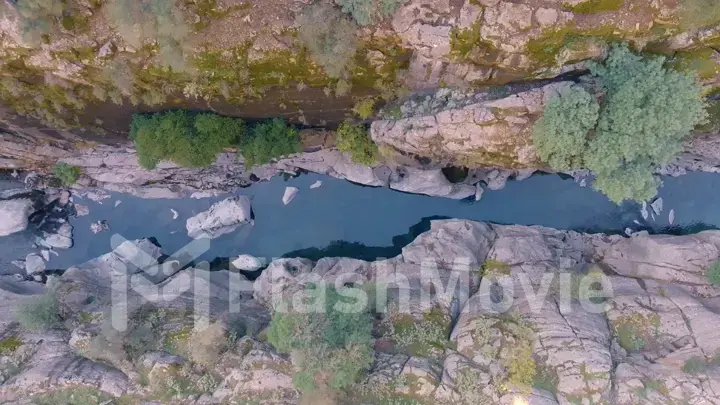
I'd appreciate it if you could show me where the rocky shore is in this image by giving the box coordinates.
[1,84,719,203]
[2,219,720,404]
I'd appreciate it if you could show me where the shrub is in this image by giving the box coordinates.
[131,111,244,169]
[15,292,61,331]
[297,3,358,78]
[104,0,191,71]
[240,118,300,168]
[683,356,708,374]
[54,162,81,186]
[533,44,708,203]
[352,98,376,119]
[706,260,720,285]
[532,85,599,171]
[267,287,373,392]
[336,121,380,165]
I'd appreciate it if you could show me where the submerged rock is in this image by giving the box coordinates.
[170,208,179,220]
[90,220,110,234]
[310,180,322,189]
[640,201,648,221]
[74,204,89,217]
[282,187,299,205]
[186,196,253,239]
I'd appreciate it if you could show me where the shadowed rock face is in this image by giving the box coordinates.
[3,219,720,404]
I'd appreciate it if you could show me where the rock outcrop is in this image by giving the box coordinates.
[4,219,720,403]
[0,197,33,237]
[186,196,253,239]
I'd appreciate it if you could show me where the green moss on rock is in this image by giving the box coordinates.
[564,0,624,14]
[0,336,23,355]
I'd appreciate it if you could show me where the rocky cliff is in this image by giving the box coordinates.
[2,219,720,404]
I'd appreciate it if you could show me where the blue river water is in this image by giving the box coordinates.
[1,171,718,273]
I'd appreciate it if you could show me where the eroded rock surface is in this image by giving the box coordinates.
[3,220,720,404]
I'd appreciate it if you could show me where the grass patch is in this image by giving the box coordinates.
[706,259,720,285]
[0,336,23,355]
[564,0,624,14]
[612,313,660,352]
[668,48,720,80]
[386,307,451,358]
[480,259,511,276]
[683,356,708,374]
[31,387,114,405]
[15,292,62,332]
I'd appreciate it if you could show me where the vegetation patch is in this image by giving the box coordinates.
[533,44,708,203]
[297,3,358,79]
[15,292,62,332]
[335,0,405,26]
[239,118,301,168]
[707,259,720,285]
[31,387,115,405]
[267,287,374,393]
[683,356,709,374]
[612,313,660,351]
[0,336,23,356]
[564,0,624,14]
[668,48,720,80]
[336,121,380,165]
[54,162,81,186]
[352,97,377,119]
[480,259,512,276]
[385,306,451,358]
[131,111,244,169]
[678,0,720,31]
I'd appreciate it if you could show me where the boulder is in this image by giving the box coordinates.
[232,254,264,271]
[24,253,45,275]
[38,222,73,249]
[281,187,298,205]
[186,196,253,239]
[371,83,573,167]
[0,198,32,236]
[389,168,476,199]
[594,231,720,285]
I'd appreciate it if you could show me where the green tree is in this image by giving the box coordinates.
[267,287,373,392]
[533,44,707,203]
[240,118,301,168]
[131,111,244,169]
[54,162,81,186]
[531,85,599,171]
[336,121,380,165]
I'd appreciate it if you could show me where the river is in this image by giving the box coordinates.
[1,171,718,274]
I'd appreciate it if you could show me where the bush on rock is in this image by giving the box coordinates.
[533,44,708,203]
[267,287,373,393]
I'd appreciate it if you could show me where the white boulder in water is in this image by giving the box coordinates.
[669,209,675,225]
[0,198,33,236]
[282,187,299,205]
[640,202,648,221]
[40,250,51,262]
[232,254,264,271]
[25,253,45,275]
[475,183,484,201]
[310,180,323,189]
[650,197,663,216]
[170,209,179,220]
[74,204,89,217]
[186,196,253,239]
[115,200,122,207]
